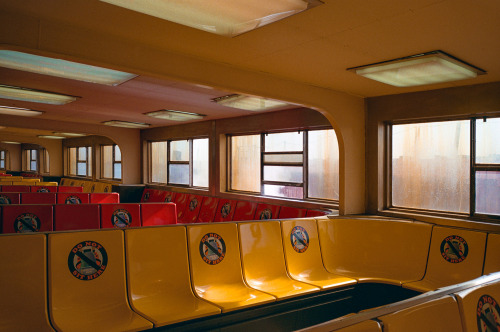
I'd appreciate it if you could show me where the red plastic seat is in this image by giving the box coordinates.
[179,195,203,223]
[0,192,20,204]
[173,193,190,219]
[233,201,257,221]
[164,191,176,203]
[21,193,57,204]
[1,185,31,192]
[197,197,219,223]
[306,209,330,217]
[255,204,281,220]
[90,193,120,204]
[57,186,83,192]
[2,204,53,233]
[278,206,307,219]
[141,203,177,226]
[100,203,141,228]
[54,204,100,231]
[57,193,90,204]
[140,189,167,202]
[213,199,237,222]
[30,186,58,193]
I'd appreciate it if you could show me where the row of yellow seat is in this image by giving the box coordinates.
[0,176,57,186]
[60,177,113,193]
[1,217,500,331]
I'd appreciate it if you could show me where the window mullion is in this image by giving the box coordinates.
[470,118,476,217]
[303,130,308,199]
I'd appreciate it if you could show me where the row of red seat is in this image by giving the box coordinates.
[0,192,119,204]
[0,203,176,233]
[141,188,330,223]
[0,185,83,192]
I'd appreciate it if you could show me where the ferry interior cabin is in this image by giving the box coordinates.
[1,0,500,331]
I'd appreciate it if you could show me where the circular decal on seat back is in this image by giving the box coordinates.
[164,195,172,203]
[104,186,109,193]
[440,235,468,263]
[259,209,272,220]
[111,209,131,228]
[65,195,82,204]
[199,233,226,265]
[14,213,40,233]
[68,241,108,280]
[220,203,231,218]
[189,198,198,211]
[0,195,11,204]
[143,191,150,202]
[290,226,309,253]
[90,184,95,193]
[37,188,49,193]
[477,294,500,332]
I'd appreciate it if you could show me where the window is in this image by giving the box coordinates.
[149,138,208,187]
[391,117,500,217]
[40,148,50,174]
[24,149,38,172]
[68,146,92,177]
[229,129,339,201]
[102,144,122,180]
[0,150,6,170]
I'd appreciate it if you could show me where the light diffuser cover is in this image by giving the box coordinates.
[102,120,151,129]
[145,109,206,121]
[213,94,290,111]
[0,105,43,117]
[0,85,77,105]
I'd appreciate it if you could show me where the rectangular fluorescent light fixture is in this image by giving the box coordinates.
[99,0,323,37]
[0,85,77,105]
[145,109,206,121]
[0,50,136,86]
[212,94,290,111]
[1,141,20,144]
[348,51,486,87]
[53,132,86,137]
[102,120,150,129]
[37,135,66,139]
[0,105,43,117]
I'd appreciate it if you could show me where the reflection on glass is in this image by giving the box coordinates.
[31,149,37,158]
[77,162,86,176]
[476,118,500,164]
[114,145,121,161]
[265,132,303,152]
[103,145,112,178]
[169,164,189,185]
[78,147,86,161]
[392,120,470,212]
[30,161,37,171]
[114,164,121,179]
[264,165,303,183]
[308,129,339,200]
[263,184,303,199]
[151,141,168,183]
[476,171,500,215]
[231,135,260,192]
[170,140,189,161]
[193,138,208,187]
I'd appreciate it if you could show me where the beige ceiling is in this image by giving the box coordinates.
[0,0,499,135]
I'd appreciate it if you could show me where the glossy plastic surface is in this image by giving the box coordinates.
[254,203,280,220]
[0,192,20,204]
[179,195,203,223]
[89,193,120,204]
[57,186,84,192]
[318,218,432,284]
[378,296,463,332]
[1,185,31,192]
[483,233,500,274]
[48,230,153,332]
[334,320,382,332]
[140,189,167,202]
[35,182,58,186]
[54,204,100,231]
[404,226,487,292]
[280,218,356,289]
[173,193,190,219]
[125,227,220,327]
[233,201,257,221]
[2,204,53,233]
[213,199,236,222]
[100,203,141,228]
[141,203,177,226]
[56,192,90,204]
[0,234,54,331]
[31,185,58,192]
[277,206,306,219]
[239,221,320,298]
[197,197,219,223]
[188,223,275,312]
[21,192,57,204]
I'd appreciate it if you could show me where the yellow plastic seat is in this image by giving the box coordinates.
[125,226,220,327]
[318,218,432,285]
[60,178,69,186]
[454,278,500,331]
[280,219,356,289]
[378,296,463,332]
[0,181,12,185]
[331,320,382,332]
[404,226,487,292]
[36,182,58,186]
[81,180,94,193]
[48,229,153,332]
[0,176,22,181]
[0,234,54,332]
[187,223,276,312]
[239,221,320,299]
[483,233,500,274]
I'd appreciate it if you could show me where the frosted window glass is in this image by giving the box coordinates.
[170,140,189,161]
[231,135,260,192]
[263,184,303,199]
[69,148,77,175]
[476,117,500,164]
[193,138,208,187]
[169,164,189,185]
[476,171,500,215]
[102,145,112,178]
[264,165,303,183]
[151,141,168,183]
[308,129,339,200]
[265,132,303,152]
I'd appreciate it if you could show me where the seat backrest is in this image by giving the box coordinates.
[317,218,432,284]
[179,194,203,223]
[173,193,190,219]
[233,201,257,221]
[21,192,57,204]
[35,182,58,186]
[140,203,177,226]
[89,193,120,204]
[57,186,83,192]
[197,197,219,223]
[48,229,152,331]
[1,185,31,192]
[213,199,237,222]
[100,203,141,228]
[0,192,20,204]
[0,234,54,331]
[306,209,330,217]
[2,204,53,233]
[31,185,58,192]
[254,204,281,220]
[278,206,307,219]
[483,233,500,274]
[141,188,167,203]
[57,192,90,204]
[164,191,176,203]
[54,204,100,231]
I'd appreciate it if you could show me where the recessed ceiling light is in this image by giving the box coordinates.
[348,50,486,87]
[212,94,290,111]
[0,50,137,86]
[1,141,21,144]
[0,105,43,117]
[102,120,151,128]
[53,132,87,137]
[99,0,323,37]
[37,135,66,139]
[0,85,78,105]
[145,109,206,121]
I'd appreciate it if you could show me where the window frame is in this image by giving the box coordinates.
[68,146,92,178]
[24,148,38,172]
[101,144,122,181]
[0,150,6,170]
[227,127,338,202]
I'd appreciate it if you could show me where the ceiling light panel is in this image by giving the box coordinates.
[53,132,87,137]
[38,135,66,139]
[348,51,486,87]
[0,50,137,86]
[145,110,206,121]
[102,120,151,129]
[100,0,323,37]
[0,105,43,117]
[0,85,78,105]
[1,141,21,144]
[213,94,290,111]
